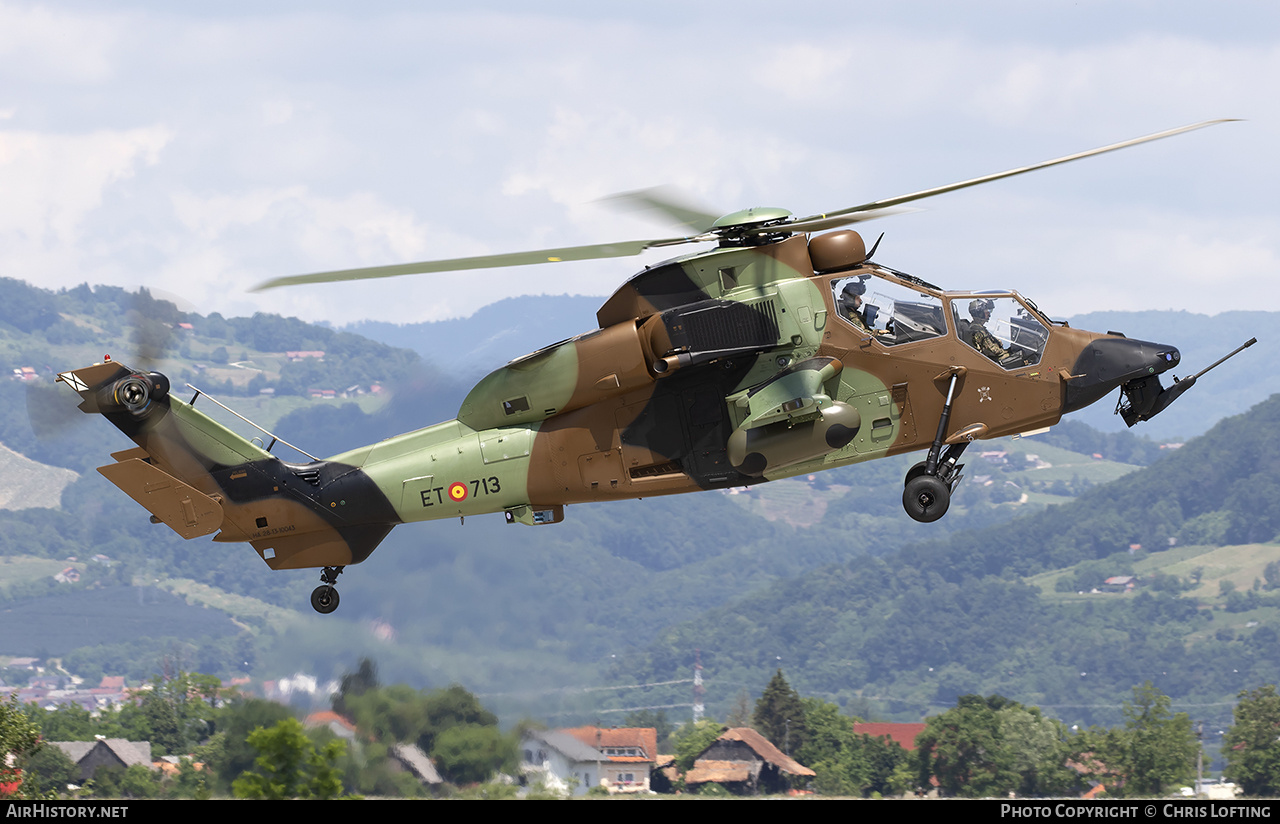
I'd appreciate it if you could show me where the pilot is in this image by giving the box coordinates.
[839,282,871,332]
[967,298,1011,361]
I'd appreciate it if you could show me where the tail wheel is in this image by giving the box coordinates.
[903,475,950,523]
[311,585,340,614]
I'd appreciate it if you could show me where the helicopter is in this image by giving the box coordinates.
[56,120,1255,614]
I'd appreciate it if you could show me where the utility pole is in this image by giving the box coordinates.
[693,649,704,722]
[1195,720,1204,796]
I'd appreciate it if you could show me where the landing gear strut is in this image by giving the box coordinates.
[310,566,344,614]
[902,369,968,523]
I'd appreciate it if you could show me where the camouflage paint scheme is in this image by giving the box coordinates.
[60,228,1184,582]
[62,121,1250,611]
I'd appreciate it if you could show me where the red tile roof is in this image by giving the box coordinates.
[852,722,927,751]
[305,711,356,733]
[561,726,658,762]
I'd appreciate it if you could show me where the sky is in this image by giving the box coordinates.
[1,1,1276,327]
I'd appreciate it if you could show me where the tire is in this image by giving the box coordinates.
[905,461,929,484]
[311,585,340,614]
[902,475,950,523]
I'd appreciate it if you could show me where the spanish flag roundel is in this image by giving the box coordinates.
[448,482,468,502]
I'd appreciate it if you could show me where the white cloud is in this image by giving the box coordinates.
[0,125,170,245]
[0,2,122,83]
[0,4,1273,325]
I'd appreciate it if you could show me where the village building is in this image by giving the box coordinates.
[562,726,657,792]
[685,727,815,795]
[520,726,658,795]
[50,739,152,784]
[851,721,927,751]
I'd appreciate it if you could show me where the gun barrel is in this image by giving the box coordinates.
[1187,337,1256,382]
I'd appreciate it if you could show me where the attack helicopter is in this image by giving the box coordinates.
[57,120,1254,614]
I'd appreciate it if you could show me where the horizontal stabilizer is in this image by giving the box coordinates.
[98,458,224,539]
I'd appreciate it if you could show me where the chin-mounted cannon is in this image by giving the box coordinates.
[1118,337,1256,427]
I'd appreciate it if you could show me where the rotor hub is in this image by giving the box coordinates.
[711,207,794,246]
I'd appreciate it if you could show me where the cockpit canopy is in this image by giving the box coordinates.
[830,273,947,345]
[830,271,1049,369]
[951,294,1049,368]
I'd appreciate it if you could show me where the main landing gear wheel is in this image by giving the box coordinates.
[310,565,345,614]
[311,585,340,614]
[903,475,950,523]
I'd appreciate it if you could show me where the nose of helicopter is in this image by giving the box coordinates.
[1062,336,1181,414]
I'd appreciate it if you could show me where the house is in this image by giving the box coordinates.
[685,727,815,795]
[852,721,927,751]
[562,726,658,793]
[387,743,443,787]
[53,567,81,584]
[303,710,357,741]
[51,739,152,783]
[1103,576,1137,593]
[520,728,608,796]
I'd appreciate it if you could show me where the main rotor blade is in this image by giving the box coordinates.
[252,236,698,291]
[788,119,1238,226]
[598,186,722,234]
[255,120,1235,292]
[772,206,921,234]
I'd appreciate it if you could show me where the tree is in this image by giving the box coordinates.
[430,723,517,785]
[725,690,753,728]
[917,694,1010,797]
[332,657,380,717]
[996,704,1076,796]
[622,709,674,744]
[231,718,345,800]
[16,745,77,798]
[200,697,292,793]
[1266,563,1280,592]
[170,758,212,800]
[1112,681,1197,797]
[796,697,873,796]
[916,694,1075,798]
[418,684,499,755]
[0,693,43,798]
[124,670,222,757]
[672,720,725,773]
[1224,685,1280,796]
[340,681,499,755]
[753,669,807,756]
[25,702,95,743]
[87,764,163,800]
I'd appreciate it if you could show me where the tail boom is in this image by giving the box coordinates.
[59,361,401,571]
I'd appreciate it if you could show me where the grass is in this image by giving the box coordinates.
[1030,542,1280,609]
[0,555,75,590]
